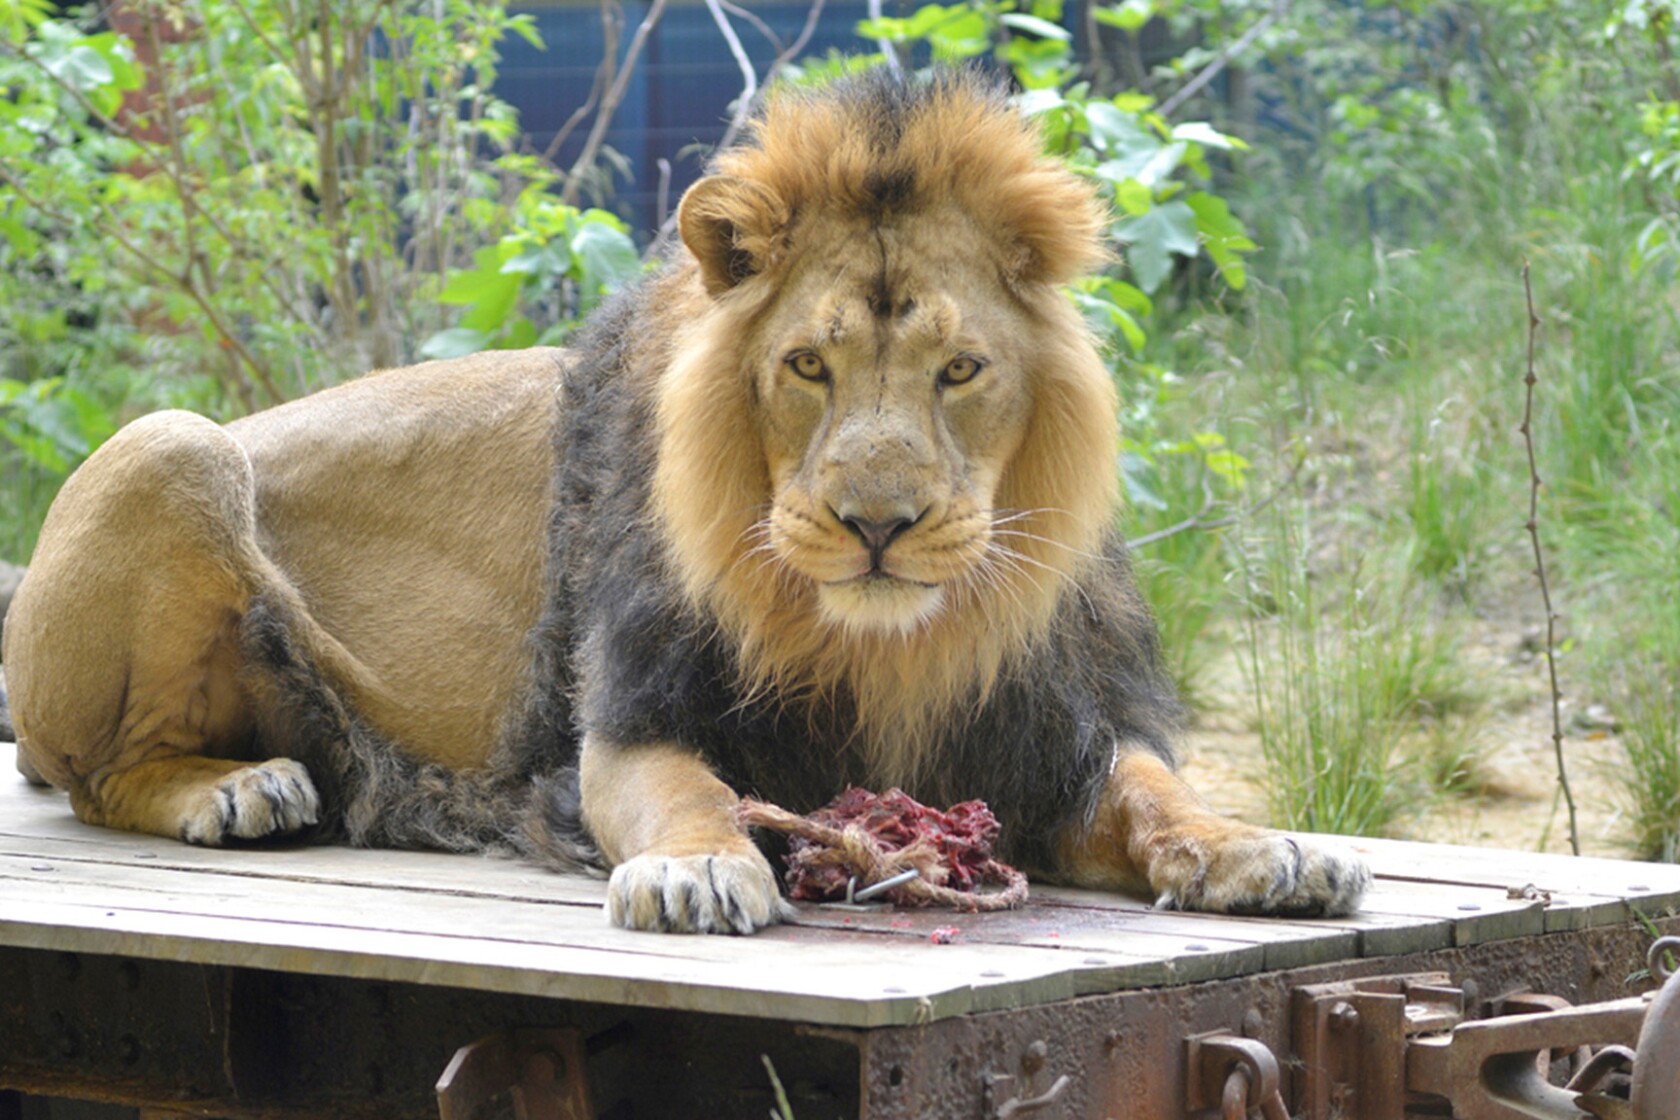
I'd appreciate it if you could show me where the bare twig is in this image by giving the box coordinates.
[0,156,280,408]
[719,0,782,54]
[705,0,758,146]
[644,0,825,259]
[561,0,669,206]
[1158,0,1285,119]
[1130,454,1304,549]
[1520,262,1580,858]
[543,0,618,163]
[867,0,904,77]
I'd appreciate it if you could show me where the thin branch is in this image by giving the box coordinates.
[644,0,825,259]
[543,0,617,163]
[1520,262,1580,858]
[866,0,903,77]
[561,0,669,207]
[0,157,279,407]
[655,157,673,232]
[705,0,758,148]
[1158,1,1285,119]
[719,0,782,54]
[1130,454,1304,549]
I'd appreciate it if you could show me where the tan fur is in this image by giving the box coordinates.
[5,351,560,838]
[1062,753,1368,916]
[4,75,1367,933]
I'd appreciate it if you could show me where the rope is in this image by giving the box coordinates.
[738,798,1029,912]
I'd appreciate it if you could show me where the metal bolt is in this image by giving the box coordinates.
[1243,1008,1265,1039]
[853,868,919,902]
[1022,1039,1048,1075]
[1330,1001,1360,1032]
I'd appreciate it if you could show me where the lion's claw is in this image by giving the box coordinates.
[179,759,321,846]
[607,851,792,934]
[1154,832,1369,918]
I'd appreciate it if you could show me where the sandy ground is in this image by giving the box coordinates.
[1177,615,1640,860]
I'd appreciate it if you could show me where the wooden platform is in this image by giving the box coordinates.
[6,742,1680,1034]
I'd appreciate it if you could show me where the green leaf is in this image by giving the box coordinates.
[1187,191,1256,290]
[1085,102,1149,155]
[419,327,491,360]
[1015,89,1067,119]
[1112,199,1197,293]
[999,13,1071,40]
[1069,288,1146,352]
[1171,121,1249,152]
[1093,0,1154,33]
[571,220,640,293]
[1122,450,1168,511]
[1114,177,1152,215]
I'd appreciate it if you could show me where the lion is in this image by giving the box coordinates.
[1,71,1367,933]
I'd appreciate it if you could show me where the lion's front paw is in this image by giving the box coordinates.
[607,850,792,934]
[1155,831,1370,918]
[180,759,321,846]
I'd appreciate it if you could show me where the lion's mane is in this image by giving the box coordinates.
[244,70,1183,878]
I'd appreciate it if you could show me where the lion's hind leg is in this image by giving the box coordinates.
[1060,749,1370,918]
[5,410,321,845]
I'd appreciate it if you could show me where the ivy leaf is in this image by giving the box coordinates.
[571,220,640,298]
[419,327,491,360]
[1114,177,1152,216]
[1069,288,1146,352]
[1171,121,1249,151]
[1122,450,1168,511]
[1093,0,1154,33]
[1113,199,1198,293]
[1085,101,1153,157]
[1187,191,1257,290]
[999,13,1071,40]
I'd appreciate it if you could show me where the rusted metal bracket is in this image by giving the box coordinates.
[1186,1032,1288,1120]
[1291,947,1680,1120]
[435,1028,593,1120]
[1292,970,1458,1120]
[984,1038,1074,1120]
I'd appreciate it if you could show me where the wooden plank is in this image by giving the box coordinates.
[4,744,1669,1028]
[0,868,1118,1028]
[1352,835,1680,896]
[1349,835,1680,936]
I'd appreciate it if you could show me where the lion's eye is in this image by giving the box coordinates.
[939,356,983,386]
[788,352,829,382]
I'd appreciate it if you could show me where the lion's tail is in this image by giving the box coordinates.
[238,594,604,872]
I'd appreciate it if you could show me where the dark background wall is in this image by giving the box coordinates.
[502,2,878,238]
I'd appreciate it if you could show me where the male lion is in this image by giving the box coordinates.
[2,71,1367,933]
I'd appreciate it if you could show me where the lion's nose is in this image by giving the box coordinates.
[834,506,923,562]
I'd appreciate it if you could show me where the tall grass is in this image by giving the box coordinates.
[1235,504,1467,837]
[1113,6,1680,857]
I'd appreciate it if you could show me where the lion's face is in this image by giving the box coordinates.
[750,211,1035,634]
[650,77,1120,761]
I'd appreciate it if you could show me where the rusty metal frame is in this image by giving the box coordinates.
[5,918,1678,1119]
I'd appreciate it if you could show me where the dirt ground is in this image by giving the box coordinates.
[1177,613,1638,860]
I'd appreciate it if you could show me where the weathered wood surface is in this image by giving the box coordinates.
[3,743,1678,1028]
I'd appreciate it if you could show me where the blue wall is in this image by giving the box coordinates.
[501,3,876,238]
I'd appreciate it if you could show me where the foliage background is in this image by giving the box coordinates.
[3,0,1678,859]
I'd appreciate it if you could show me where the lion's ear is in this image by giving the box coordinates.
[678,176,789,296]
